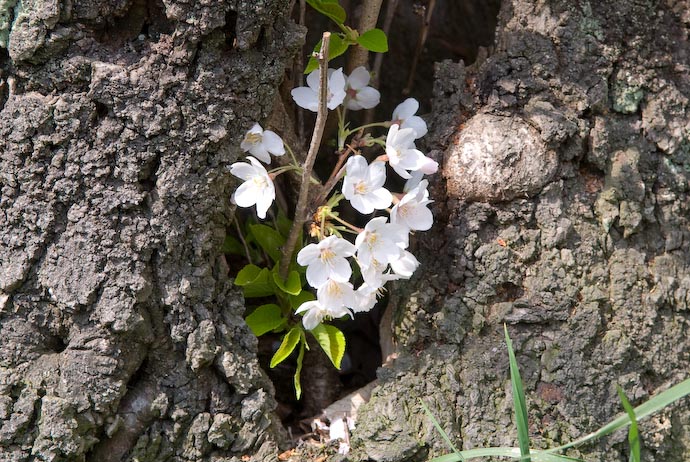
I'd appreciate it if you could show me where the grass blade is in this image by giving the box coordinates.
[547,376,690,454]
[616,386,640,462]
[430,447,582,462]
[420,399,463,459]
[505,325,531,461]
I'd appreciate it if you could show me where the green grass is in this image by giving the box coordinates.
[426,325,690,462]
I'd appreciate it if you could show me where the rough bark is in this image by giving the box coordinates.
[0,1,301,461]
[351,1,690,461]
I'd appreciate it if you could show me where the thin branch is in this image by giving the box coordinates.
[280,32,331,280]
[347,0,384,72]
[403,0,436,96]
[372,0,399,87]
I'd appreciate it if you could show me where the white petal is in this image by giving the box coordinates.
[393,127,417,148]
[307,260,329,288]
[346,98,363,111]
[350,194,374,214]
[398,148,426,171]
[406,205,434,231]
[345,155,368,177]
[255,186,274,219]
[367,161,387,188]
[403,170,424,192]
[419,155,438,174]
[368,188,393,209]
[402,115,428,138]
[330,257,352,282]
[391,162,412,179]
[247,156,268,172]
[355,87,380,109]
[229,162,256,180]
[248,144,271,163]
[347,66,371,90]
[297,244,320,266]
[330,237,356,256]
[291,87,318,112]
[392,98,419,120]
[262,130,285,156]
[233,181,257,208]
[390,250,419,277]
[306,68,321,90]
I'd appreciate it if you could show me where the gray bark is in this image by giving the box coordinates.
[0,1,301,461]
[351,1,690,461]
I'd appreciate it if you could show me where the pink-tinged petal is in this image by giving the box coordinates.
[369,188,393,209]
[291,87,318,112]
[347,66,371,90]
[248,144,271,164]
[420,156,438,174]
[233,181,257,208]
[392,98,419,120]
[402,115,428,138]
[329,257,352,282]
[307,260,329,288]
[355,87,380,109]
[229,162,256,180]
[262,130,285,156]
[306,69,320,90]
[297,243,320,265]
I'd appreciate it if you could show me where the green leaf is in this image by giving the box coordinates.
[245,304,284,336]
[311,324,346,369]
[276,212,293,239]
[294,338,306,400]
[221,235,245,255]
[236,265,274,298]
[420,400,462,459]
[430,448,582,462]
[248,224,285,263]
[356,28,388,53]
[305,34,350,73]
[270,327,301,368]
[616,386,641,462]
[505,325,531,461]
[289,290,315,310]
[306,0,346,25]
[272,270,302,296]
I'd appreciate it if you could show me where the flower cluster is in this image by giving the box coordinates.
[229,66,437,331]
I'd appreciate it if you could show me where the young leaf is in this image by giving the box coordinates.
[356,28,388,53]
[272,270,302,296]
[294,337,306,400]
[241,267,275,298]
[616,386,641,462]
[249,224,285,263]
[311,324,346,369]
[306,0,346,25]
[505,325,531,461]
[270,327,301,368]
[235,264,262,286]
[305,34,350,74]
[245,304,284,336]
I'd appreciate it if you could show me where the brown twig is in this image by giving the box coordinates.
[403,0,436,96]
[280,32,331,280]
[371,0,399,88]
[347,0,384,73]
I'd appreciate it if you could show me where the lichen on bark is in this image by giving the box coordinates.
[0,0,302,461]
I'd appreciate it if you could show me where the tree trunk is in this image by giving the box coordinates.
[0,1,301,461]
[351,1,690,461]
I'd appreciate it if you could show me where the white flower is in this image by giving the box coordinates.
[317,279,357,312]
[389,249,420,278]
[345,67,380,110]
[342,155,392,214]
[296,300,352,330]
[355,217,408,267]
[385,124,427,179]
[391,179,434,231]
[359,257,399,289]
[354,283,380,313]
[240,123,285,164]
[291,68,347,112]
[229,156,275,219]
[403,157,438,192]
[391,98,427,138]
[297,235,356,288]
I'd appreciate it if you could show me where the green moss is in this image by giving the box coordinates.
[0,0,19,49]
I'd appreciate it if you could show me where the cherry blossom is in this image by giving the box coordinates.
[391,179,434,231]
[385,124,427,179]
[389,249,420,278]
[240,123,285,164]
[291,68,347,112]
[317,279,358,312]
[391,98,428,138]
[344,67,381,111]
[297,235,356,288]
[229,156,275,219]
[355,217,408,267]
[342,155,392,214]
[296,300,352,330]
